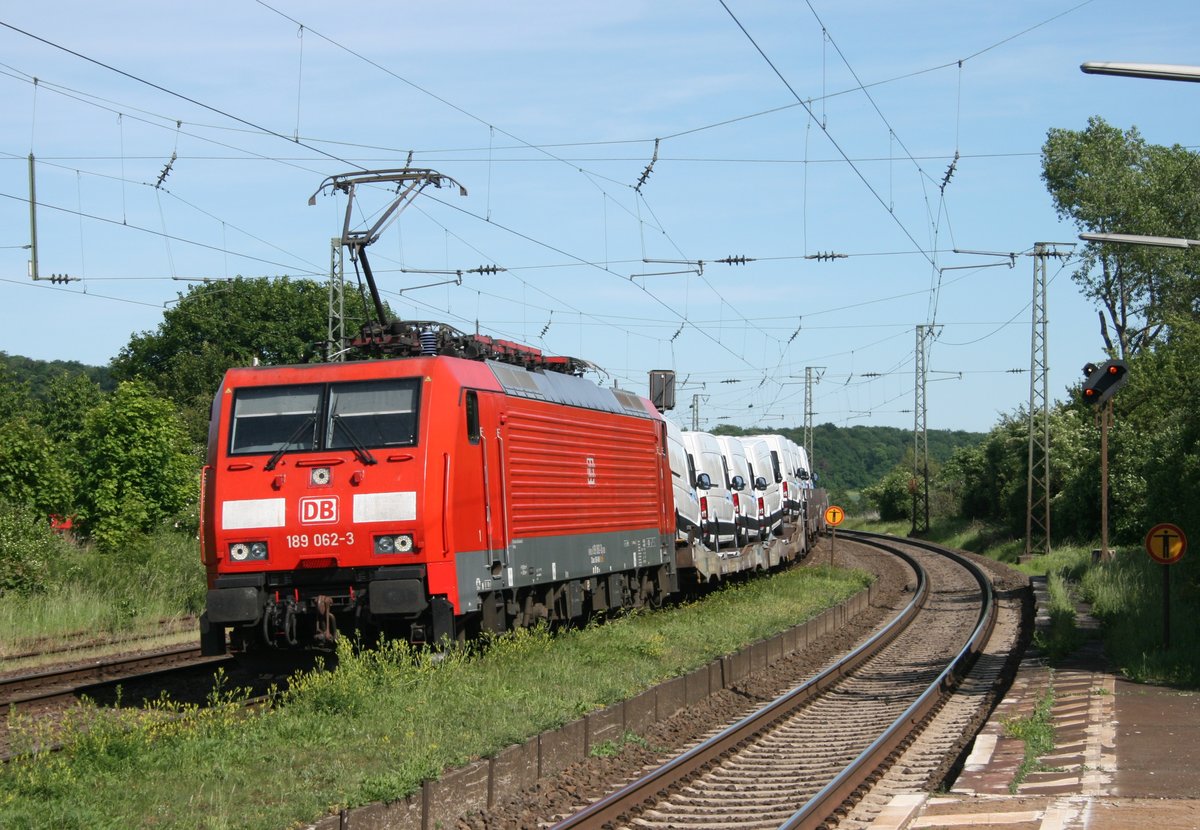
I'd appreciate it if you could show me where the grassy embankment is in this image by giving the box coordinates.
[1,552,870,830]
[0,530,205,669]
[843,515,1199,686]
[843,514,1200,792]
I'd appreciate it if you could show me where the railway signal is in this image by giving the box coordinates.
[1081,359,1129,562]
[1081,359,1129,406]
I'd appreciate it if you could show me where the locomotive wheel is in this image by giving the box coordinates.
[643,571,666,609]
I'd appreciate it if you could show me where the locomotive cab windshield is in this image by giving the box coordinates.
[229,378,420,459]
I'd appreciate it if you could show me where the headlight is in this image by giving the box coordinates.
[229,541,268,562]
[374,534,414,554]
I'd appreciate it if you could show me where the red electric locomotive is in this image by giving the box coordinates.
[198,329,677,655]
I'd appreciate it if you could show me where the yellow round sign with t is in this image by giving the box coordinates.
[824,505,845,567]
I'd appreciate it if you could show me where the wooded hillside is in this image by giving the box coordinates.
[711,423,983,491]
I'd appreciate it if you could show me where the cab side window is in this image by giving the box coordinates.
[466,391,480,444]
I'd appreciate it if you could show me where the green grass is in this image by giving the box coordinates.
[1,562,870,830]
[1082,551,1200,685]
[847,515,1200,687]
[0,530,205,661]
[590,731,650,758]
[1033,570,1087,661]
[1002,681,1058,793]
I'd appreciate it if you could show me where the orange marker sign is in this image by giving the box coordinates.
[824,505,845,527]
[1145,523,1187,565]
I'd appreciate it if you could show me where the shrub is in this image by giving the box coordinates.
[0,500,68,596]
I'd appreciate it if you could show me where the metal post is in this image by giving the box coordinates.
[1025,244,1052,557]
[804,366,824,468]
[911,325,930,536]
[804,367,814,465]
[1163,564,1171,650]
[327,238,345,361]
[27,154,39,281]
[1100,399,1111,561]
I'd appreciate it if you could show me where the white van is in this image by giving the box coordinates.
[681,431,737,551]
[738,436,784,538]
[664,419,701,545]
[758,434,804,520]
[796,445,813,487]
[715,435,758,547]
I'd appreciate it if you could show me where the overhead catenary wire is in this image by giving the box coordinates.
[0,7,1096,430]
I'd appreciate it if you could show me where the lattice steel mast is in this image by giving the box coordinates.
[911,325,931,536]
[804,366,824,467]
[1024,244,1053,557]
[326,239,345,362]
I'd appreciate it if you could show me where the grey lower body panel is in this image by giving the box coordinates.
[455,527,673,613]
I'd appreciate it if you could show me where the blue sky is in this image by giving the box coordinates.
[2,1,1197,435]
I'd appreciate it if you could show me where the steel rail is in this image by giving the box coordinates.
[549,539,931,830]
[1,645,231,717]
[779,530,997,829]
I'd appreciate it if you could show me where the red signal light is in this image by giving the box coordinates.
[1081,358,1129,406]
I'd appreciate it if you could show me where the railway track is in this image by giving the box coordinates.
[0,642,318,763]
[547,532,999,830]
[0,644,230,717]
[1,615,199,665]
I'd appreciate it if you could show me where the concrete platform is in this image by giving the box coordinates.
[870,576,1200,830]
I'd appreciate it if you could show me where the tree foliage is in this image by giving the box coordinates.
[0,500,60,595]
[72,381,197,551]
[1036,115,1199,591]
[1042,116,1200,357]
[0,352,113,398]
[0,416,75,516]
[111,276,333,442]
[711,422,982,492]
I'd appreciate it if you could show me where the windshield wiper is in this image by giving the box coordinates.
[331,414,378,466]
[264,415,317,471]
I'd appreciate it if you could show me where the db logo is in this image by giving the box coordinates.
[299,496,339,524]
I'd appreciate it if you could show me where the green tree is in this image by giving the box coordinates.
[861,461,913,522]
[0,364,33,423]
[1042,116,1200,357]
[111,276,335,443]
[0,417,75,516]
[40,371,103,445]
[73,381,197,550]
